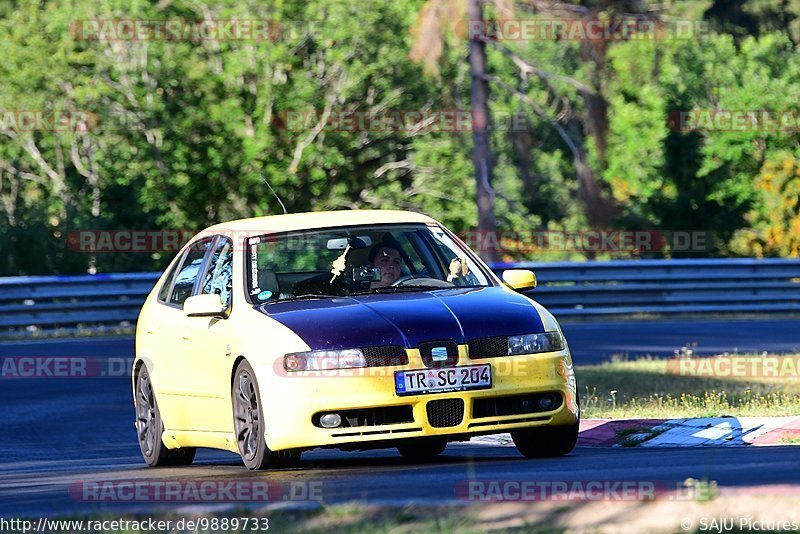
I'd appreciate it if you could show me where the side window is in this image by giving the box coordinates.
[157,255,183,302]
[169,239,213,306]
[201,237,234,309]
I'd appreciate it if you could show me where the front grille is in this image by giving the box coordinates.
[313,405,414,428]
[468,336,508,359]
[362,345,408,367]
[473,393,563,418]
[418,340,459,368]
[426,398,464,428]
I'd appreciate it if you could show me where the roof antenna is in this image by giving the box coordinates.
[262,173,288,214]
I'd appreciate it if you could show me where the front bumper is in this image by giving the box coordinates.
[257,346,579,451]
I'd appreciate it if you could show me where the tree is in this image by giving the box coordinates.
[468,0,499,262]
[731,151,800,257]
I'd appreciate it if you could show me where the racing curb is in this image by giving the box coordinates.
[470,416,800,448]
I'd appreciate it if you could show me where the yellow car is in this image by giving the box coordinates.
[133,210,579,470]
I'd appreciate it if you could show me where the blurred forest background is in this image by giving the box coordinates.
[1,0,799,275]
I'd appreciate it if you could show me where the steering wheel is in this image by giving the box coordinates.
[391,275,453,288]
[391,274,428,287]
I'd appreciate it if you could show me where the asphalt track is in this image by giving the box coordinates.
[1,318,799,518]
[1,318,798,363]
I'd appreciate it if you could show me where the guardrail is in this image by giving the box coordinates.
[496,258,800,317]
[0,259,799,335]
[0,273,158,334]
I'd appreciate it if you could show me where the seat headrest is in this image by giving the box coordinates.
[257,269,280,295]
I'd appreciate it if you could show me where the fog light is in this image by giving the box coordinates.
[319,413,342,428]
[537,394,558,411]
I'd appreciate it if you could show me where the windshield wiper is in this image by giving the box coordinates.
[263,293,342,303]
[351,285,450,295]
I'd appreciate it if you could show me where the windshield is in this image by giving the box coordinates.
[246,224,494,303]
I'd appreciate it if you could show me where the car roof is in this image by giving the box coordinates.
[203,209,438,235]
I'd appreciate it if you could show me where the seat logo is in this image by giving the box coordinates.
[431,347,449,361]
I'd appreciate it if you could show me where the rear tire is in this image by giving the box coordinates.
[511,420,579,458]
[396,437,447,461]
[232,360,301,470]
[135,366,196,467]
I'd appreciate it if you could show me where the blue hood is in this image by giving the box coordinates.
[255,287,545,350]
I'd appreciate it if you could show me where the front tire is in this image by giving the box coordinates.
[135,366,196,467]
[396,437,447,461]
[232,360,301,470]
[511,420,579,458]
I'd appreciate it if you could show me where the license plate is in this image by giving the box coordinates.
[394,364,492,396]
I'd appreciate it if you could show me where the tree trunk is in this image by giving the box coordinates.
[579,10,610,165]
[576,9,613,228]
[468,0,499,263]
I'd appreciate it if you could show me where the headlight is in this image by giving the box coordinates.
[508,332,565,355]
[283,349,366,371]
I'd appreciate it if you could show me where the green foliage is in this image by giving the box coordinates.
[601,32,800,255]
[730,151,800,257]
[1,0,799,275]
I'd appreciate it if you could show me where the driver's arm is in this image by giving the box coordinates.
[447,257,469,283]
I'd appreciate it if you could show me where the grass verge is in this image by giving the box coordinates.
[30,493,800,534]
[30,506,564,534]
[577,354,800,418]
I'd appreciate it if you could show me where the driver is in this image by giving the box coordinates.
[368,242,403,288]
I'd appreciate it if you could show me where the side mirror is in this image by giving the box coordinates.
[502,269,537,291]
[184,293,227,318]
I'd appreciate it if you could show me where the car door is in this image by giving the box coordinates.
[155,237,215,431]
[179,235,236,432]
